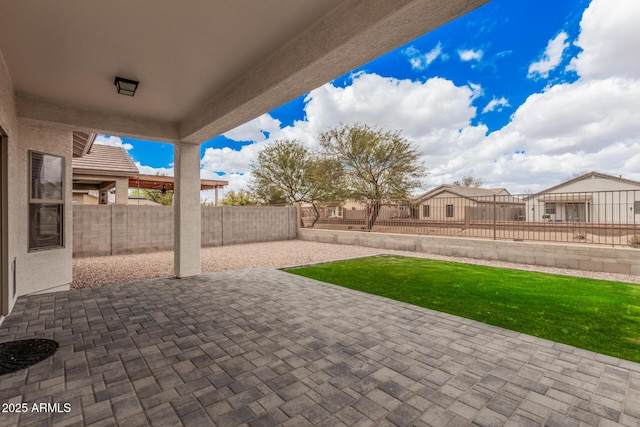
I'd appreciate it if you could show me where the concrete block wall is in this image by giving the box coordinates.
[73,205,297,257]
[120,206,174,255]
[73,205,113,257]
[298,228,640,276]
[201,207,223,247]
[215,206,297,246]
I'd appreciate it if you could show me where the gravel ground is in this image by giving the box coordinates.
[72,240,640,289]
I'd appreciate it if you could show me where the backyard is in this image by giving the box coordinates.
[286,255,640,363]
[71,240,640,289]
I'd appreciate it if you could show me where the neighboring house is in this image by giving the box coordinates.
[415,185,524,221]
[72,144,139,204]
[342,199,368,221]
[319,199,414,221]
[72,144,228,205]
[525,172,640,223]
[72,192,99,205]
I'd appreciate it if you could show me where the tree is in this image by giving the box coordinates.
[453,175,483,187]
[220,190,257,206]
[249,140,344,225]
[130,188,173,206]
[319,123,424,229]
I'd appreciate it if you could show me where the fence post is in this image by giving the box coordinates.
[493,194,497,240]
[464,206,470,230]
[295,203,302,228]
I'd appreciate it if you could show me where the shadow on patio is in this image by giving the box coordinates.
[1,268,639,426]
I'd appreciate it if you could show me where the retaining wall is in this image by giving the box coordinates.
[298,228,640,276]
[73,205,297,257]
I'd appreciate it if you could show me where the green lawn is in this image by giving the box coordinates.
[285,255,640,363]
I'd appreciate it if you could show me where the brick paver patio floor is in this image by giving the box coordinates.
[1,268,639,426]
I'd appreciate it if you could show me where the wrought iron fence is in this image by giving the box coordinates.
[300,190,640,247]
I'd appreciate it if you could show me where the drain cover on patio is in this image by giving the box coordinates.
[0,339,59,375]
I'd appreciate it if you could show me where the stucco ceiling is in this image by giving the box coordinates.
[0,0,343,121]
[0,0,490,143]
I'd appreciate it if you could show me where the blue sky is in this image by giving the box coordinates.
[96,0,640,199]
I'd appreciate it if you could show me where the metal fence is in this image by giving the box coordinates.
[300,190,640,247]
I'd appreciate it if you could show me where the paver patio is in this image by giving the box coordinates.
[0,268,639,426]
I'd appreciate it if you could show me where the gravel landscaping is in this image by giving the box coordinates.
[72,240,640,289]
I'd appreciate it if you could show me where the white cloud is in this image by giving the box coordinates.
[465,75,640,192]
[528,31,569,79]
[200,143,267,175]
[200,171,252,203]
[300,73,478,145]
[482,97,510,113]
[198,0,640,195]
[458,48,483,62]
[223,114,282,142]
[404,43,446,70]
[503,79,640,155]
[93,134,133,150]
[468,82,484,100]
[134,162,173,177]
[570,0,640,80]
[199,72,485,192]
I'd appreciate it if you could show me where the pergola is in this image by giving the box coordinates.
[128,175,227,192]
[129,175,228,205]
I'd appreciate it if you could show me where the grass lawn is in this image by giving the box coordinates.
[285,255,640,363]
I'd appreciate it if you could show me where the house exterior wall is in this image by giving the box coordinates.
[72,193,99,205]
[0,51,19,316]
[2,56,74,317]
[419,192,475,221]
[15,123,73,296]
[526,176,640,223]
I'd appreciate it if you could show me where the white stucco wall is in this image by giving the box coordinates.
[0,50,19,316]
[174,142,201,277]
[526,176,640,223]
[14,122,73,296]
[2,47,74,316]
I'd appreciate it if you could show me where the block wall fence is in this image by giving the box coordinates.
[73,205,297,257]
[298,228,640,276]
[73,206,640,276]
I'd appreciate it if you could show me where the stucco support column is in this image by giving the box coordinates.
[115,177,129,204]
[174,142,201,277]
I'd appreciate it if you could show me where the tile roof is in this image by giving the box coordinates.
[535,171,640,194]
[415,185,523,205]
[72,144,139,176]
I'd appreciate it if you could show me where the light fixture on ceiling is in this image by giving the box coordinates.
[114,76,139,96]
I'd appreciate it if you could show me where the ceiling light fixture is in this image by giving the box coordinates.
[114,76,139,96]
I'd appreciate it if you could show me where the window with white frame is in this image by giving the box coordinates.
[422,205,430,218]
[29,151,64,251]
[545,203,556,215]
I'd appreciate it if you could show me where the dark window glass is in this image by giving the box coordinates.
[29,152,64,251]
[446,204,454,218]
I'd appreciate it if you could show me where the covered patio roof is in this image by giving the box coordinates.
[0,0,491,279]
[0,0,490,144]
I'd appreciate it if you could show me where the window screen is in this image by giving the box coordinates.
[29,152,64,251]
